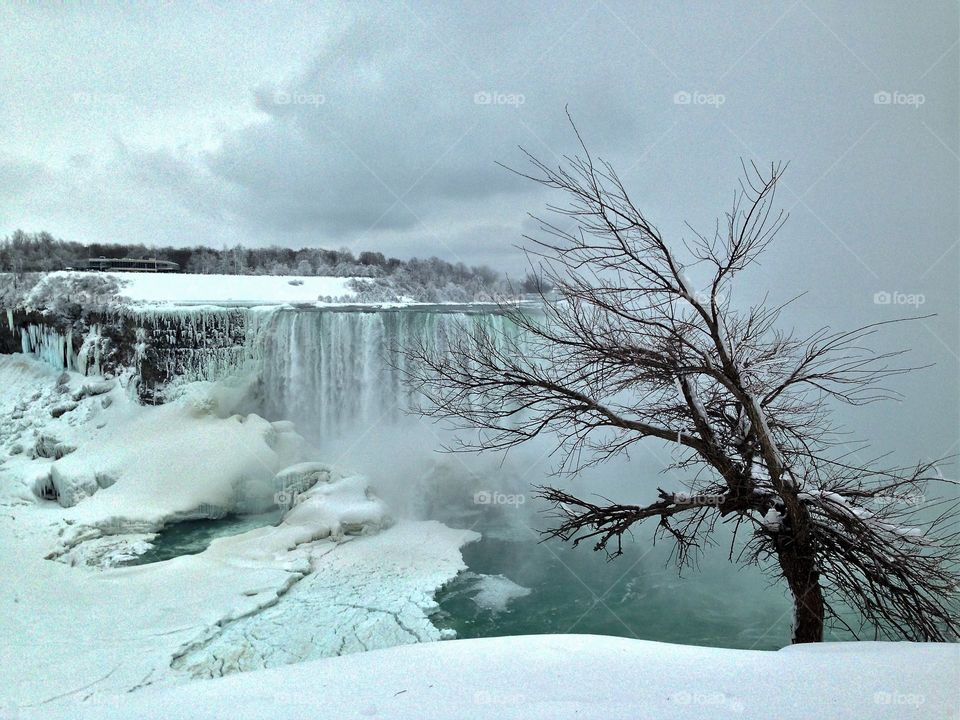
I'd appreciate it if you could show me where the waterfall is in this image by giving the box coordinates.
[11,302,523,438]
[246,307,516,440]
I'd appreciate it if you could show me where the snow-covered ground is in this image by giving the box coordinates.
[19,635,959,720]
[0,352,956,719]
[19,270,537,309]
[115,271,361,305]
[32,271,361,307]
[0,354,475,712]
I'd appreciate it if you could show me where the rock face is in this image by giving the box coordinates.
[32,433,75,460]
[133,308,248,403]
[4,307,249,404]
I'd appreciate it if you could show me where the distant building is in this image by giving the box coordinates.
[85,257,180,273]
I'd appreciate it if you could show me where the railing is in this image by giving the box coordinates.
[86,257,180,273]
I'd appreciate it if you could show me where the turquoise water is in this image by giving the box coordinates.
[434,533,797,650]
[125,511,282,565]
[130,510,849,648]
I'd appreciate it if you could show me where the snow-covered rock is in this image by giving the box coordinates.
[71,379,116,401]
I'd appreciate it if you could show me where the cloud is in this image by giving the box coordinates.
[190,3,659,243]
[0,154,53,202]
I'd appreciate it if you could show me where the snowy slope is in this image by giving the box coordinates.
[1,352,955,720]
[21,634,958,720]
[32,271,360,306]
[112,272,359,305]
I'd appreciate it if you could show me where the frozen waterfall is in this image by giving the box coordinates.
[246,307,517,439]
[11,303,522,438]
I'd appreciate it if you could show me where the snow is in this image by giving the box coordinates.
[43,384,309,523]
[18,635,959,720]
[30,271,361,307]
[0,353,477,712]
[0,352,955,720]
[471,573,532,612]
[760,507,783,531]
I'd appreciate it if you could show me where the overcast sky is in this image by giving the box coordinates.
[1,1,958,459]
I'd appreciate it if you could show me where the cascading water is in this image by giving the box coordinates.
[245,307,516,441]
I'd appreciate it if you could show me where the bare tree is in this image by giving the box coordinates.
[401,129,959,644]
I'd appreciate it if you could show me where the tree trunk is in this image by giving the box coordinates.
[775,509,825,643]
[787,561,825,643]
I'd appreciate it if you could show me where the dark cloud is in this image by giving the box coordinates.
[0,0,956,461]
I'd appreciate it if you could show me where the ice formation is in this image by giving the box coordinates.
[12,299,522,440]
[470,573,532,612]
[0,352,477,711]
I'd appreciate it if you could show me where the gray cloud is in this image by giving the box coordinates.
[0,0,957,463]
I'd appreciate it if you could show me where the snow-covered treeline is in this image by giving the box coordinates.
[0,230,541,302]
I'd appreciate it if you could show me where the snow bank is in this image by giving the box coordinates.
[109,271,359,306]
[22,270,360,307]
[21,635,958,720]
[47,392,308,524]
